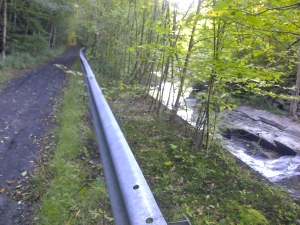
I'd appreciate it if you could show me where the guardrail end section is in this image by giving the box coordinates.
[167,214,191,225]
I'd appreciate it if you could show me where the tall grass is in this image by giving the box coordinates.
[31,60,112,225]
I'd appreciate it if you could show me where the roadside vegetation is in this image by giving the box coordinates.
[1,0,300,224]
[0,47,65,89]
[30,61,112,225]
[0,0,75,88]
[103,79,300,224]
[29,60,300,224]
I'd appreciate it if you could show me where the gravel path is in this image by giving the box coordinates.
[0,46,78,225]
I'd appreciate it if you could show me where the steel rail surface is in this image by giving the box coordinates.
[79,48,191,225]
[79,48,167,225]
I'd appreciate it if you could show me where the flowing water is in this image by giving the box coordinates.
[222,138,300,198]
[150,78,300,198]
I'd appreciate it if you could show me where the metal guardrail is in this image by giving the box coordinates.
[79,48,191,225]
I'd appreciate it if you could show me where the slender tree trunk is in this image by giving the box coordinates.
[165,56,175,111]
[170,0,202,122]
[9,0,12,21]
[0,0,3,11]
[49,19,55,48]
[24,23,29,39]
[52,24,57,49]
[13,0,17,31]
[2,0,7,61]
[289,45,300,120]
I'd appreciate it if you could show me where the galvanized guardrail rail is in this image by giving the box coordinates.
[79,48,191,225]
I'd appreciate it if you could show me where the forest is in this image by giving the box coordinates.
[1,0,300,128]
[1,0,300,224]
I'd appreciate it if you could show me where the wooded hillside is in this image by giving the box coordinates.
[73,0,300,148]
[0,0,75,61]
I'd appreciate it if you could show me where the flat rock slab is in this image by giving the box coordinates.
[0,46,78,225]
[220,106,300,155]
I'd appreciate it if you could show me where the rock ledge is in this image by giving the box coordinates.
[219,106,300,155]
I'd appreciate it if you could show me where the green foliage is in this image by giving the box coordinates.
[225,200,269,225]
[0,0,75,61]
[76,0,300,145]
[246,96,284,115]
[0,47,65,92]
[106,80,300,225]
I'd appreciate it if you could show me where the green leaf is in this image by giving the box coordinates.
[185,13,195,25]
[246,15,261,25]
[170,144,177,150]
[80,187,87,194]
[213,0,232,11]
[228,10,243,19]
[174,155,182,159]
[253,50,263,57]
[219,218,227,225]
[164,161,172,166]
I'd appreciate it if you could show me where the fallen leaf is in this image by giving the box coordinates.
[7,180,14,185]
[0,188,5,193]
[164,161,172,166]
[23,196,30,201]
[21,171,27,176]
[196,205,205,214]
[76,210,81,217]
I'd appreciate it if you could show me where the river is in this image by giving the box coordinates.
[150,77,300,198]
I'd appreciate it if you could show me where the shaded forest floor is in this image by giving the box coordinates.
[0,46,78,225]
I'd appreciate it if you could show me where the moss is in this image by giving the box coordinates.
[225,200,268,225]
[240,209,269,225]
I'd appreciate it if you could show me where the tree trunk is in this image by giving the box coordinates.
[52,24,57,49]
[13,0,17,31]
[49,20,54,48]
[24,23,29,39]
[0,0,3,11]
[2,0,7,61]
[170,0,202,122]
[289,45,300,120]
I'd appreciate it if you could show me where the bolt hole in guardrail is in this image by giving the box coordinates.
[133,185,139,190]
[146,218,154,224]
[79,48,191,225]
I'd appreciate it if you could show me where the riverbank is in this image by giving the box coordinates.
[103,80,300,224]
[219,106,300,198]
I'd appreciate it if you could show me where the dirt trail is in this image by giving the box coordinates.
[0,46,78,225]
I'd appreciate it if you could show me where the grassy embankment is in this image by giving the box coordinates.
[101,79,300,225]
[30,60,112,224]
[30,58,299,224]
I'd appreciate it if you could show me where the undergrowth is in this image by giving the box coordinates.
[245,96,284,115]
[29,61,299,224]
[0,47,65,88]
[230,96,284,115]
[103,80,300,225]
[31,60,112,225]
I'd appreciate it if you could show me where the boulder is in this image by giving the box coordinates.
[258,116,288,130]
[274,138,298,155]
[219,106,300,156]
